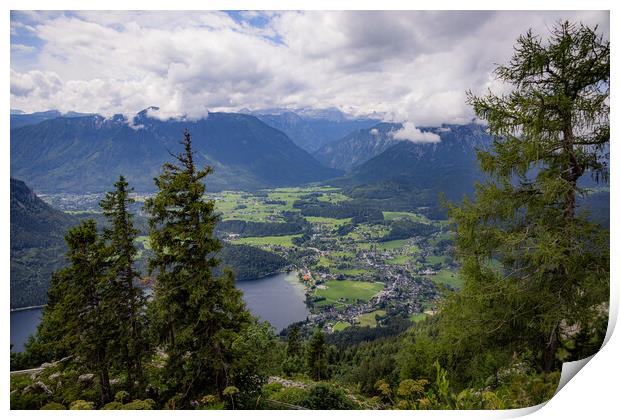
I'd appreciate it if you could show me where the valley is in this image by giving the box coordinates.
[32,185,459,336]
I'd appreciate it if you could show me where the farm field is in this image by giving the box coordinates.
[233,234,302,248]
[429,269,463,289]
[356,309,386,327]
[409,313,428,323]
[382,211,430,223]
[386,255,411,265]
[304,216,352,227]
[313,280,384,308]
[332,321,352,332]
[376,239,409,250]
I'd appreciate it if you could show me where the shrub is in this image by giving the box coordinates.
[270,387,309,407]
[115,390,130,403]
[261,382,283,398]
[69,400,94,410]
[40,402,66,410]
[123,399,156,410]
[301,383,357,409]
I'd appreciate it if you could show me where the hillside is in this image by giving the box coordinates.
[312,122,404,170]
[10,110,341,193]
[10,178,77,308]
[10,110,94,130]
[325,124,490,216]
[256,111,379,152]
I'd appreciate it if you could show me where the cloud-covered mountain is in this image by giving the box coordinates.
[339,124,490,196]
[10,109,94,129]
[255,111,379,152]
[10,110,342,194]
[312,122,406,170]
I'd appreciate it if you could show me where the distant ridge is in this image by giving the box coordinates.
[10,110,342,193]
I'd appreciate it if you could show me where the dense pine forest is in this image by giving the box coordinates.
[10,21,609,410]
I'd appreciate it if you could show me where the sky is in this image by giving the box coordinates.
[10,10,610,128]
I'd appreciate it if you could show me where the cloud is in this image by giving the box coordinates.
[11,44,36,53]
[10,11,610,125]
[391,122,441,143]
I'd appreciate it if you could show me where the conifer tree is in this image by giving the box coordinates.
[39,220,114,404]
[100,175,148,396]
[446,21,609,373]
[307,330,328,381]
[286,325,302,357]
[144,130,251,405]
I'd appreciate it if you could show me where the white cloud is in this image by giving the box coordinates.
[391,122,441,144]
[10,11,609,125]
[370,128,379,136]
[11,44,36,53]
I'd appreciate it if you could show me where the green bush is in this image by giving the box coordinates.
[102,401,124,410]
[69,400,95,410]
[270,387,309,407]
[40,402,66,410]
[301,383,357,409]
[122,399,156,410]
[261,382,283,398]
[115,390,130,403]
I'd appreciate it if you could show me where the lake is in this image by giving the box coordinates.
[10,271,308,353]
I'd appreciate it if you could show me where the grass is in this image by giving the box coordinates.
[429,269,463,289]
[317,256,334,268]
[232,234,302,248]
[314,280,384,308]
[357,309,386,328]
[409,313,428,323]
[426,255,446,265]
[317,192,351,204]
[382,211,430,223]
[386,255,411,265]
[332,268,369,276]
[376,239,409,250]
[305,216,352,227]
[332,321,352,332]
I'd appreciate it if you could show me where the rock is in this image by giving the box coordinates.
[48,373,61,381]
[23,381,53,396]
[40,362,56,369]
[78,374,95,383]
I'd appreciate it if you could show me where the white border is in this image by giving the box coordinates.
[4,1,617,419]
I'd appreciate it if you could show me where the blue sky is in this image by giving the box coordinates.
[10,10,609,127]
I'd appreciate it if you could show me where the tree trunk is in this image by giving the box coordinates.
[542,326,559,372]
[98,349,112,404]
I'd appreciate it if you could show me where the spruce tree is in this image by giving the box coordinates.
[41,220,114,404]
[145,130,251,405]
[446,21,609,373]
[306,330,328,381]
[100,175,148,396]
[286,325,302,357]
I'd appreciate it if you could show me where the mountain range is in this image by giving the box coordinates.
[11,109,341,194]
[254,111,379,152]
[312,122,405,170]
